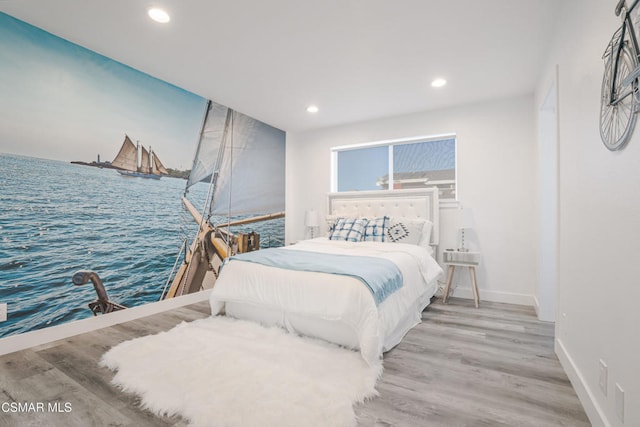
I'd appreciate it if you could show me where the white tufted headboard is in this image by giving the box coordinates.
[326,188,439,246]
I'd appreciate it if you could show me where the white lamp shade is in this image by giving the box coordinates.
[304,210,320,227]
[458,207,473,229]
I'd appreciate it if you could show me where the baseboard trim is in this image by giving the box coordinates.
[533,295,541,316]
[0,290,212,357]
[555,338,610,427]
[444,286,534,306]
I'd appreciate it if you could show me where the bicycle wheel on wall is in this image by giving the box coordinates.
[600,44,639,151]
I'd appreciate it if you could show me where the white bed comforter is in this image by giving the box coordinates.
[210,238,443,363]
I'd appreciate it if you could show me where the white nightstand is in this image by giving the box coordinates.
[442,250,481,308]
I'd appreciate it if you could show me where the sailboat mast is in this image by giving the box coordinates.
[149,146,154,174]
[136,141,141,173]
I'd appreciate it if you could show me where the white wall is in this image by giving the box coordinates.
[286,95,538,305]
[535,0,640,425]
[536,73,559,322]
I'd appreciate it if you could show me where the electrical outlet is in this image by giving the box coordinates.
[616,383,625,423]
[0,303,6,322]
[599,359,608,396]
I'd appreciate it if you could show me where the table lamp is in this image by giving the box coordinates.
[305,210,320,239]
[459,207,473,252]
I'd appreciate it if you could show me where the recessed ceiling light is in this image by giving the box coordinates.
[306,105,319,113]
[431,78,447,88]
[148,8,170,23]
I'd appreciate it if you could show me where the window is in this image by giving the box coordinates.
[332,135,456,199]
[336,145,388,192]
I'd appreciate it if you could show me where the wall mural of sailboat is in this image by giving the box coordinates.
[111,134,169,179]
[162,100,286,299]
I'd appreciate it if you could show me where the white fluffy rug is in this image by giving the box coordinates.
[100,316,382,427]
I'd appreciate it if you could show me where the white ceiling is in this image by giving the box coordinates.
[0,0,559,132]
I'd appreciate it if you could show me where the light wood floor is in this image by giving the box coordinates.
[0,298,589,426]
[356,298,590,426]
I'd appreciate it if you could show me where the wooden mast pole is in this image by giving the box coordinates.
[164,197,212,298]
[215,211,285,228]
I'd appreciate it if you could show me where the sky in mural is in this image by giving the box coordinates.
[0,12,208,170]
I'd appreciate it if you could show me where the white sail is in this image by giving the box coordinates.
[186,101,285,217]
[150,150,156,175]
[187,102,230,187]
[153,153,169,175]
[140,146,151,174]
[210,111,285,216]
[111,135,138,171]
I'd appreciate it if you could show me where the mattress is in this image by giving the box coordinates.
[209,237,443,364]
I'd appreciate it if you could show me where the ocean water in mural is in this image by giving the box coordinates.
[0,154,284,338]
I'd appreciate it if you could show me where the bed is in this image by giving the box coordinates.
[209,189,443,364]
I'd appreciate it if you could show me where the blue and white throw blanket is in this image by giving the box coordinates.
[226,248,403,305]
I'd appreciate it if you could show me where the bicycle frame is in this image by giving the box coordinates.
[610,0,640,105]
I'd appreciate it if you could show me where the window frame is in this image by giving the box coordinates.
[331,133,457,200]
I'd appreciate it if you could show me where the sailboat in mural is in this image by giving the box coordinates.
[161,100,286,299]
[74,102,285,314]
[111,135,169,179]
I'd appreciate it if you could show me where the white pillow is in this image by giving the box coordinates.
[418,219,434,248]
[385,217,425,245]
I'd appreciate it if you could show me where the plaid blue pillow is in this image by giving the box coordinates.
[329,218,368,242]
[363,216,389,242]
[325,215,342,235]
